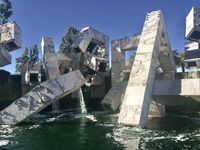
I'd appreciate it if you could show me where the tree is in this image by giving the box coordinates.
[129,54,135,64]
[173,50,185,72]
[0,0,12,25]
[15,44,39,73]
[59,26,79,54]
[15,47,29,73]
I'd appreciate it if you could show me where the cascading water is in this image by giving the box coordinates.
[52,101,60,112]
[78,88,87,114]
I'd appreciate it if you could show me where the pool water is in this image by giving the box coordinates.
[1,109,200,150]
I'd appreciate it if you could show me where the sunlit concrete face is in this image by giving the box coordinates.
[0,22,21,67]
[101,35,140,111]
[118,10,175,128]
[0,22,21,51]
[111,35,140,87]
[185,7,200,42]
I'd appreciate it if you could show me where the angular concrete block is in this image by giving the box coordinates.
[0,22,21,51]
[72,27,109,57]
[185,7,200,41]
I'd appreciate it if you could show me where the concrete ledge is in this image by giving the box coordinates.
[153,79,200,96]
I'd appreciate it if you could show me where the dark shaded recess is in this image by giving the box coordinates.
[185,49,200,60]
[40,93,80,113]
[74,47,81,53]
[87,42,97,53]
[5,41,20,50]
[30,73,39,82]
[188,30,200,42]
[0,70,22,110]
[105,70,111,95]
[59,94,79,110]
[40,65,46,82]
[99,62,107,72]
[186,61,197,67]
[146,115,195,130]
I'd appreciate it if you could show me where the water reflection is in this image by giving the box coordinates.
[0,125,18,147]
[1,112,200,149]
[108,115,200,149]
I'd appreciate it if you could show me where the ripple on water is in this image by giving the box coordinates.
[1,113,200,149]
[0,140,9,146]
[0,125,19,148]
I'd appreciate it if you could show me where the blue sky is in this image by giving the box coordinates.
[1,0,200,73]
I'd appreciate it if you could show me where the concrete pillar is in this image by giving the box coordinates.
[111,40,125,87]
[41,37,61,111]
[118,11,167,128]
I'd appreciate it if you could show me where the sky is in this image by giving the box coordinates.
[1,0,200,73]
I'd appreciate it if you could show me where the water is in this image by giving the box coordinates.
[1,110,200,150]
[52,101,60,112]
[78,88,87,114]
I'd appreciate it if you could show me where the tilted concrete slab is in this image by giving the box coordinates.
[118,10,175,128]
[0,70,86,125]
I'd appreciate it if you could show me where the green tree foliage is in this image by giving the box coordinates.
[59,26,79,54]
[129,54,135,64]
[15,44,39,73]
[0,0,12,25]
[15,47,29,73]
[173,50,185,72]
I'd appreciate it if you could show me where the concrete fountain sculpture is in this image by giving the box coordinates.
[1,7,200,128]
[0,26,110,125]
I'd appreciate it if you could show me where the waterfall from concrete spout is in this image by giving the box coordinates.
[78,88,87,114]
[52,101,60,112]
